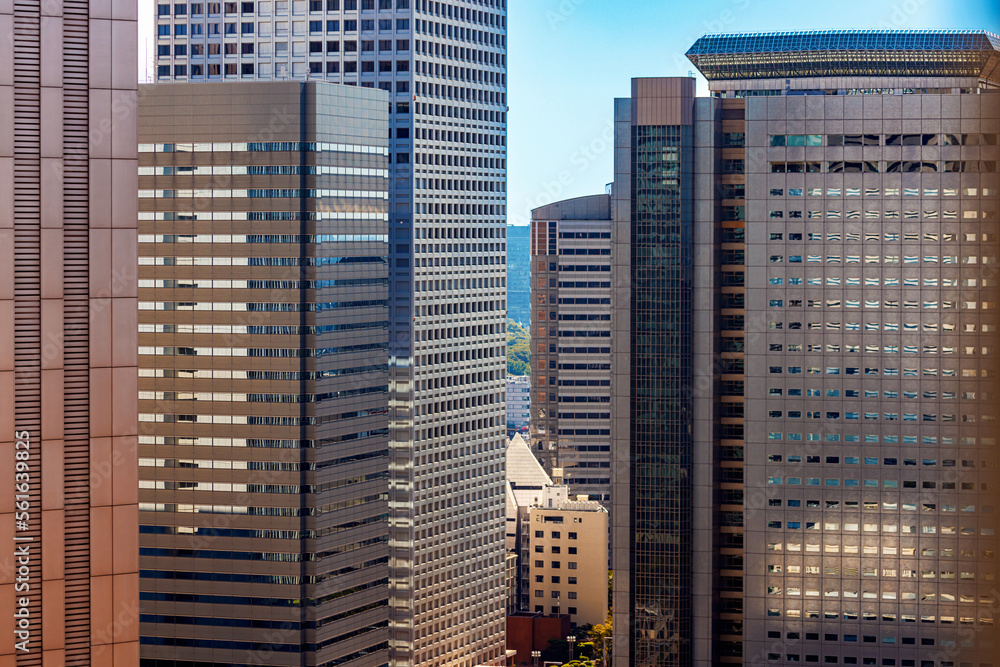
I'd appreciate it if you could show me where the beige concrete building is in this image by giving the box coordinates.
[527,499,608,628]
[506,433,608,629]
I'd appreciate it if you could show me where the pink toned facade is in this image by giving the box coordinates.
[0,0,139,665]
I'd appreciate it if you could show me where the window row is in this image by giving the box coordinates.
[531,545,578,554]
[532,531,578,540]
[768,321,990,332]
[768,498,988,510]
[769,277,975,287]
[768,254,995,265]
[769,186,996,197]
[765,433,992,446]
[767,209,995,219]
[767,587,992,599]
[768,455,980,468]
[766,365,986,378]
[157,0,412,17]
[530,561,579,569]
[770,300,996,312]
[768,386,988,400]
[768,231,994,242]
[767,344,994,355]
[532,590,579,599]
[766,477,995,491]
[767,522,994,536]
[769,133,999,147]
[767,542,996,555]
[769,161,998,173]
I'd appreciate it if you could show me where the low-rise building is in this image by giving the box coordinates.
[527,499,608,628]
[506,434,608,629]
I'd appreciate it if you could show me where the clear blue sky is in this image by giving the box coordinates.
[138,0,1000,224]
[506,0,1000,225]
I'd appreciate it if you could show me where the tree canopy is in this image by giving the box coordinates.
[507,319,530,376]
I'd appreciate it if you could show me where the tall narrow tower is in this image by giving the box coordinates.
[0,0,139,664]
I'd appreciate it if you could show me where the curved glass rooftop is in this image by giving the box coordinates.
[686,29,1000,83]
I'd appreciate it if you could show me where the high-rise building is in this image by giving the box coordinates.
[612,31,1000,667]
[151,2,510,665]
[506,224,530,326]
[0,0,139,664]
[530,194,612,505]
[136,81,392,667]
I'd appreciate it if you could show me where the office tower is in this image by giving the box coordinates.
[0,0,139,664]
[137,81,391,667]
[506,374,529,431]
[506,224,530,325]
[613,31,1000,667]
[153,3,510,665]
[530,194,612,505]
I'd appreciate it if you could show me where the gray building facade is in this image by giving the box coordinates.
[137,81,392,667]
[530,194,613,505]
[614,30,1000,667]
[150,2,510,665]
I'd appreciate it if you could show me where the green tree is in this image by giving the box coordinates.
[507,319,531,376]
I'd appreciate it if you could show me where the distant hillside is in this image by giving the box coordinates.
[507,319,530,376]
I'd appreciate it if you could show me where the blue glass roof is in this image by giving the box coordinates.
[686,29,1000,83]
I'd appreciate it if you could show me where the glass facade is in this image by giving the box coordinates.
[629,124,694,667]
[137,82,393,667]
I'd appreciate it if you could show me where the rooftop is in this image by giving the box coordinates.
[686,29,1000,84]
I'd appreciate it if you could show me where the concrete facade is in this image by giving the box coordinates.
[527,501,608,628]
[530,194,613,506]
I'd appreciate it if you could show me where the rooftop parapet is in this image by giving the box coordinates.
[686,29,1000,84]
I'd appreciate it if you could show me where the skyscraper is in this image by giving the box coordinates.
[150,2,510,665]
[613,31,1000,667]
[0,0,139,664]
[530,194,613,506]
[137,81,391,667]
